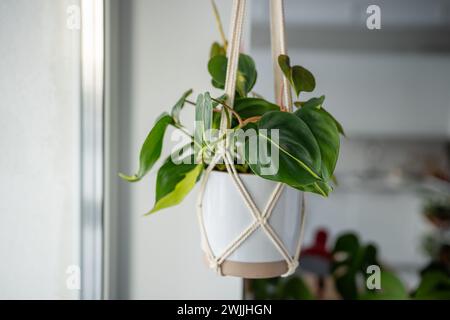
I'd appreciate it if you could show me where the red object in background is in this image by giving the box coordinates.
[302,229,332,261]
[299,228,332,277]
[299,229,333,299]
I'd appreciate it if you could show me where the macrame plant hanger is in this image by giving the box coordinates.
[197,0,307,277]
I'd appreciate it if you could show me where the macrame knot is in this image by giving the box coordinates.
[282,260,299,277]
[215,145,227,158]
[258,216,268,226]
[209,259,222,275]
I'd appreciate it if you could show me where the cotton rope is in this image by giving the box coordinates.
[197,0,307,277]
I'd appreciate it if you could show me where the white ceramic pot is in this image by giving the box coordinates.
[202,171,302,278]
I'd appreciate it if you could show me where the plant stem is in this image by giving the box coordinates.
[211,97,243,126]
[279,82,286,111]
[174,124,193,139]
[173,124,205,151]
[210,0,228,51]
[238,116,261,129]
[186,99,221,113]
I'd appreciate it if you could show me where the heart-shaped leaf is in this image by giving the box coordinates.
[236,54,257,96]
[119,113,173,182]
[242,111,323,188]
[147,154,203,215]
[331,233,361,300]
[171,89,193,125]
[278,54,315,97]
[210,41,226,58]
[208,53,257,97]
[291,66,315,95]
[295,102,340,193]
[208,55,227,89]
[331,233,381,300]
[322,108,345,137]
[296,96,345,136]
[296,181,333,197]
[234,97,280,120]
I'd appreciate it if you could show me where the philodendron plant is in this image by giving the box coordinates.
[120,9,344,215]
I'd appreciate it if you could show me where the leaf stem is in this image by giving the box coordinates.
[186,99,222,113]
[210,0,228,51]
[173,124,204,150]
[185,99,196,106]
[174,124,193,139]
[211,98,243,126]
[238,116,261,129]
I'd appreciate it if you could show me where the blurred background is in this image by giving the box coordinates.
[0,0,449,299]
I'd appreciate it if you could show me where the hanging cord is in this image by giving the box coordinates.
[270,0,292,110]
[197,0,307,277]
[220,0,246,131]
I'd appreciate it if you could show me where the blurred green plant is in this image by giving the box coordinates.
[423,196,450,228]
[252,275,314,300]
[413,271,450,300]
[249,232,450,300]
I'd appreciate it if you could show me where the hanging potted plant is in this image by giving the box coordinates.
[120,0,344,278]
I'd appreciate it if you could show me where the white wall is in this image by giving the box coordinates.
[108,0,241,299]
[0,0,81,299]
[250,44,450,289]
[252,49,450,138]
[249,0,450,290]
[303,139,448,289]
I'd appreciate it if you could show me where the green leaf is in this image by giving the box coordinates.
[295,96,343,196]
[211,94,227,129]
[171,89,193,125]
[295,102,340,186]
[210,41,226,58]
[278,54,315,97]
[252,278,281,300]
[208,55,227,89]
[242,111,323,188]
[296,181,333,197]
[359,271,408,300]
[236,54,257,97]
[322,108,346,137]
[278,54,291,80]
[296,96,346,136]
[292,66,315,95]
[211,78,224,89]
[119,113,173,182]
[194,93,213,148]
[331,233,361,300]
[211,93,228,108]
[212,110,222,129]
[252,276,314,300]
[282,277,314,300]
[234,97,280,120]
[331,233,382,300]
[297,96,325,109]
[207,53,257,97]
[414,271,450,300]
[147,155,203,215]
